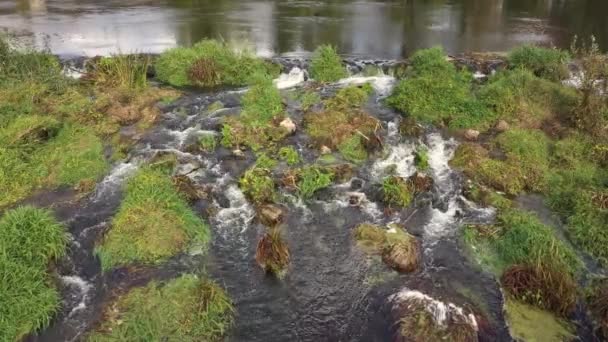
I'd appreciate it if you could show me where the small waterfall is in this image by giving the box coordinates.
[274,67,306,89]
[60,275,93,317]
[337,74,396,97]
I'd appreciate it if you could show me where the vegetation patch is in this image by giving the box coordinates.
[309,45,347,82]
[296,165,334,198]
[240,74,284,126]
[298,90,321,111]
[382,176,414,208]
[507,45,570,81]
[89,274,234,341]
[96,168,210,270]
[278,146,300,165]
[85,54,150,90]
[155,39,277,87]
[240,167,276,205]
[324,83,373,111]
[414,146,429,171]
[504,299,574,342]
[255,228,290,278]
[0,206,68,341]
[354,223,421,273]
[387,47,493,129]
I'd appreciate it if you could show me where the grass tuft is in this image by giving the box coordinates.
[382,176,414,208]
[296,165,334,198]
[508,45,570,81]
[255,228,290,278]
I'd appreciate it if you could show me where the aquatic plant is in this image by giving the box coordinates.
[240,167,276,204]
[387,47,493,129]
[0,206,67,341]
[255,228,290,278]
[508,45,570,81]
[309,45,347,82]
[504,300,574,342]
[278,146,300,165]
[95,168,210,270]
[296,165,334,198]
[86,54,150,89]
[89,275,234,341]
[382,176,413,208]
[155,39,276,87]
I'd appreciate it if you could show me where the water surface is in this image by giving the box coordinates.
[1,0,607,57]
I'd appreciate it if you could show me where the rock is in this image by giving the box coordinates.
[172,175,207,203]
[232,149,245,158]
[258,204,284,226]
[495,120,509,132]
[280,117,296,134]
[464,129,480,141]
[347,192,365,206]
[382,230,421,273]
[320,146,332,155]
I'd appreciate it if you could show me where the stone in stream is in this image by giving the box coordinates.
[464,129,480,141]
[495,119,510,132]
[232,149,245,158]
[279,117,296,134]
[257,204,284,226]
[320,145,332,155]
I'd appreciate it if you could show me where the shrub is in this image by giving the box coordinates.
[89,275,234,341]
[297,166,334,198]
[479,69,578,128]
[86,54,150,89]
[387,48,492,129]
[278,146,300,165]
[241,73,283,126]
[240,167,276,204]
[382,176,414,208]
[255,228,290,278]
[155,39,274,87]
[96,168,210,270]
[508,45,570,81]
[309,45,347,82]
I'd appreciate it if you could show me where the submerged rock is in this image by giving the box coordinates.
[258,204,284,226]
[389,289,478,342]
[280,117,296,134]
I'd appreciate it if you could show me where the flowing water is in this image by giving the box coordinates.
[1,0,608,58]
[21,62,515,341]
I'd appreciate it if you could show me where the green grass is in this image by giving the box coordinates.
[324,84,373,111]
[89,274,234,341]
[414,147,429,171]
[96,168,210,270]
[382,176,414,208]
[387,47,493,129]
[338,135,368,163]
[240,167,276,204]
[278,146,300,165]
[309,45,348,82]
[297,166,334,198]
[0,206,68,341]
[155,39,276,87]
[504,299,574,342]
[241,73,284,126]
[87,54,150,89]
[508,45,570,81]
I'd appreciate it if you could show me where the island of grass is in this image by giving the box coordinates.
[88,274,234,341]
[95,167,210,270]
[0,206,68,341]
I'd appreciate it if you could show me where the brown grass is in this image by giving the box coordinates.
[255,228,290,278]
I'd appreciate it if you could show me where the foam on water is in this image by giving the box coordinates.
[60,275,93,317]
[274,67,305,89]
[93,161,139,201]
[213,184,256,234]
[337,74,396,97]
[390,288,478,330]
[370,142,416,180]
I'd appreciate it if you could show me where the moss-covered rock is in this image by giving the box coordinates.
[354,223,421,273]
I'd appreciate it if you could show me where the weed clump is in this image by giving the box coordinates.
[89,275,234,341]
[85,54,150,89]
[387,47,493,129]
[278,146,300,165]
[324,83,373,111]
[414,147,429,171]
[0,206,67,341]
[354,223,421,273]
[198,133,217,152]
[255,228,290,278]
[297,166,334,198]
[155,39,276,87]
[240,167,276,204]
[508,45,570,81]
[298,90,321,111]
[241,74,284,126]
[309,45,347,82]
[96,168,210,270]
[382,176,414,208]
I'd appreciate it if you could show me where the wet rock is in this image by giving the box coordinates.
[495,120,509,132]
[320,145,332,155]
[464,129,480,141]
[279,117,296,134]
[232,149,245,158]
[258,204,284,226]
[350,178,364,190]
[172,175,207,203]
[409,172,433,193]
[347,192,365,206]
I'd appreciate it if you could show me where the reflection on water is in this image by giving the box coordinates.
[0,0,607,58]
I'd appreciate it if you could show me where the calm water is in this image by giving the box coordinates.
[0,0,607,58]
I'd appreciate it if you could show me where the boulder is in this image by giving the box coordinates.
[280,117,296,134]
[320,145,332,155]
[258,204,284,226]
[464,129,480,141]
[495,120,509,132]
